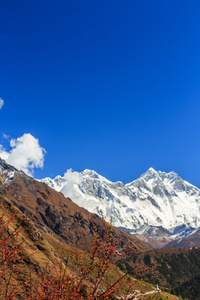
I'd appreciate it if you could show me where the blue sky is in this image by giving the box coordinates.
[1,0,200,187]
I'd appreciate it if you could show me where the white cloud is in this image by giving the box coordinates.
[0,98,4,109]
[0,133,46,176]
[60,169,84,204]
[63,169,83,185]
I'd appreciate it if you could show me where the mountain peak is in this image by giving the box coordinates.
[140,167,159,181]
[147,167,157,173]
[0,158,17,171]
[82,169,97,176]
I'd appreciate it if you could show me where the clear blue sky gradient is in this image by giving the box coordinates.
[1,0,200,186]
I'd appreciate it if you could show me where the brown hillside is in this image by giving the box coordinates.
[0,158,151,252]
[0,193,177,300]
[0,193,61,277]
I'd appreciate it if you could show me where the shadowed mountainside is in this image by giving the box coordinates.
[118,246,200,299]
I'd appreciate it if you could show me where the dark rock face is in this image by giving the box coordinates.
[36,197,49,209]
[0,158,18,172]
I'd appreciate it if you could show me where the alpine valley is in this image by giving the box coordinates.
[41,167,200,246]
[1,157,200,299]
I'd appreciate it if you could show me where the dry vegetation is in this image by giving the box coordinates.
[0,193,180,299]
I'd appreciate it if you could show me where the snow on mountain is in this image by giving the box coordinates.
[0,158,18,185]
[41,167,200,239]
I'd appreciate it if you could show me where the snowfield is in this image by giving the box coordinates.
[41,167,200,239]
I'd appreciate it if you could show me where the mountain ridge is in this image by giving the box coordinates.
[0,158,150,252]
[41,167,200,241]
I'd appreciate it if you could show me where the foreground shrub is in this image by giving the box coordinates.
[0,210,155,299]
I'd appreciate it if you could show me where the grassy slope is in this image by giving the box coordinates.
[139,291,180,300]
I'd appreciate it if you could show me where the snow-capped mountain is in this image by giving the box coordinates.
[0,158,150,251]
[41,168,200,239]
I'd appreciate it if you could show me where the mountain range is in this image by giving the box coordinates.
[1,157,200,298]
[0,158,149,251]
[1,156,200,248]
[41,167,200,242]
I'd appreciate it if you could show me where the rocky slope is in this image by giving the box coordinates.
[165,228,200,248]
[41,167,200,241]
[0,158,150,252]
